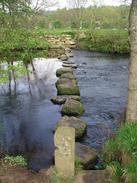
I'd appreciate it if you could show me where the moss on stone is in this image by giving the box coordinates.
[55,116,87,139]
[57,84,80,96]
[56,67,73,77]
[61,99,85,116]
[60,73,76,80]
[56,78,77,87]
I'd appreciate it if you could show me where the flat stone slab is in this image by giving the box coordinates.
[75,169,112,183]
[54,116,87,139]
[56,67,73,77]
[76,143,98,169]
[60,73,76,80]
[62,61,75,64]
[62,63,78,68]
[51,95,80,105]
[61,99,85,116]
[54,127,75,177]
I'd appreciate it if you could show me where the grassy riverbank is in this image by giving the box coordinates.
[77,29,129,54]
[103,123,137,182]
[35,28,129,54]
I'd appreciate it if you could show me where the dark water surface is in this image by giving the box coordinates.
[0,51,129,171]
[71,50,129,149]
[0,58,62,171]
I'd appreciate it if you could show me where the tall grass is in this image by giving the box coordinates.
[103,123,137,182]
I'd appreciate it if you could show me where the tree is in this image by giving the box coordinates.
[67,0,89,29]
[126,0,137,122]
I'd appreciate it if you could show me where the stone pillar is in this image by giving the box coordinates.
[54,127,75,177]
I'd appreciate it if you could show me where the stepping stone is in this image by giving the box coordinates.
[58,54,69,61]
[56,67,73,77]
[76,143,98,170]
[54,116,87,139]
[51,95,80,105]
[60,73,76,80]
[56,78,77,87]
[54,127,75,177]
[62,63,78,68]
[75,169,113,183]
[57,83,80,96]
[62,61,75,64]
[61,99,85,116]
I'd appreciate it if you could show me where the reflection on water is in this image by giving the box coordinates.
[0,51,129,171]
[0,58,62,171]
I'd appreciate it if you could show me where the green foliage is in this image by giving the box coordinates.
[49,168,75,183]
[0,28,49,62]
[78,29,129,54]
[4,155,27,166]
[103,123,137,182]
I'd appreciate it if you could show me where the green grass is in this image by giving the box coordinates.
[78,29,129,54]
[103,123,137,182]
[36,28,129,54]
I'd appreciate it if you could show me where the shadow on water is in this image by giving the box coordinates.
[70,50,129,150]
[0,58,62,171]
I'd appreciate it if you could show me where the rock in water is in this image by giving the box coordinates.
[59,54,69,61]
[62,63,78,69]
[61,99,85,116]
[51,95,80,105]
[75,143,98,169]
[56,78,77,87]
[60,73,76,80]
[54,116,87,139]
[56,67,73,77]
[57,83,80,96]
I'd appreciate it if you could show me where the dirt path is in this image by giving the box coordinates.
[0,166,51,183]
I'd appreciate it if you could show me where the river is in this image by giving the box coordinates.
[0,50,129,171]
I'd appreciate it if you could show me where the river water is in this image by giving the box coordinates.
[0,51,129,171]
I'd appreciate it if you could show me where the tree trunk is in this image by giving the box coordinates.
[126,0,137,122]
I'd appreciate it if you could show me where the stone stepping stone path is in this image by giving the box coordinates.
[51,53,99,174]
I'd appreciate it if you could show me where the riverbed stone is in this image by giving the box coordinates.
[60,73,76,80]
[75,143,98,170]
[57,83,80,96]
[55,116,87,139]
[51,95,80,105]
[56,67,73,77]
[61,99,85,116]
[54,127,75,177]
